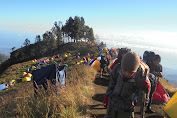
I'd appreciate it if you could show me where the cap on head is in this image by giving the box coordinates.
[121,52,140,72]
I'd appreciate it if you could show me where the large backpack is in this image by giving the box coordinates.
[113,61,150,85]
[109,61,150,111]
[143,51,155,65]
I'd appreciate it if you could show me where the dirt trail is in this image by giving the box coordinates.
[89,73,168,118]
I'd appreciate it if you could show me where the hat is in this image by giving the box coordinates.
[121,52,140,72]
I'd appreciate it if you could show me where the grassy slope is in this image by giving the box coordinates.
[0,42,99,118]
[159,77,177,96]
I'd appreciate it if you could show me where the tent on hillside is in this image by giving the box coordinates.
[22,77,31,82]
[91,60,101,71]
[89,59,96,66]
[32,64,66,94]
[152,80,170,103]
[163,92,177,118]
[0,83,6,90]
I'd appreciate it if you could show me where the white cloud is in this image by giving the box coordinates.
[96,31,177,54]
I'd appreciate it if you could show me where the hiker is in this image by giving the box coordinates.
[149,54,163,77]
[76,53,80,59]
[143,51,155,68]
[83,57,88,65]
[110,48,131,71]
[146,73,157,113]
[103,52,151,118]
[100,54,107,78]
[106,55,110,73]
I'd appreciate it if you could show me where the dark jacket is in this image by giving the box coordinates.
[106,64,150,111]
[100,58,107,68]
[149,63,163,77]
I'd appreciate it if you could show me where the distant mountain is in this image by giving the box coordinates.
[0,29,38,49]
[163,67,177,79]
[0,53,9,64]
[168,79,177,87]
[163,67,177,75]
[0,48,11,56]
[163,67,177,87]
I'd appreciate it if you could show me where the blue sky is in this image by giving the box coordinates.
[0,0,177,34]
[1,0,177,73]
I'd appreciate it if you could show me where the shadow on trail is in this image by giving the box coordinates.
[90,114,105,118]
[89,104,106,110]
[93,74,110,87]
[92,94,105,102]
[146,115,164,118]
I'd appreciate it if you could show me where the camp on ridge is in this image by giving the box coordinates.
[0,15,177,118]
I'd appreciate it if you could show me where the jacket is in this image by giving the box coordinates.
[106,64,151,111]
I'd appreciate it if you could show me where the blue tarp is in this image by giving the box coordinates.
[89,59,96,66]
[33,64,56,91]
[32,64,66,94]
[0,83,6,90]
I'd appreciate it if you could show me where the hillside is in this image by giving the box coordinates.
[0,42,100,83]
[0,41,101,117]
[0,42,177,117]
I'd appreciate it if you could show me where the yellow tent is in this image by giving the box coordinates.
[11,80,16,83]
[32,66,36,69]
[103,47,108,51]
[64,54,68,57]
[164,92,177,118]
[91,60,101,71]
[80,60,84,63]
[50,57,54,60]
[68,53,71,56]
[21,72,27,77]
[88,58,91,62]
[25,73,32,78]
[22,77,31,82]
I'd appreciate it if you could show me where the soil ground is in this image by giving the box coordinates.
[88,73,168,118]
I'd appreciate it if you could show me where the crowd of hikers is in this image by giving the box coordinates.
[100,48,164,118]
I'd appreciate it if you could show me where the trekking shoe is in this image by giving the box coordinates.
[146,108,156,113]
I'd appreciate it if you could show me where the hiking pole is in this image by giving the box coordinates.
[140,91,146,118]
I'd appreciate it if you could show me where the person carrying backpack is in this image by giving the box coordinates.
[103,52,151,118]
[110,48,131,71]
[149,54,163,77]
[146,73,157,113]
[100,54,107,78]
[143,51,159,113]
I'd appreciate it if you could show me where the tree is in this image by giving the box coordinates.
[52,21,62,49]
[34,35,42,57]
[35,35,41,43]
[82,25,89,42]
[23,38,30,46]
[80,17,85,40]
[85,28,95,43]
[73,16,82,42]
[11,47,16,52]
[42,31,56,54]
[65,17,75,41]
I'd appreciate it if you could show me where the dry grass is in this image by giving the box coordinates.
[159,77,177,95]
[0,65,97,118]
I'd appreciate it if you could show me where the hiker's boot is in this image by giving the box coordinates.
[146,107,156,113]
